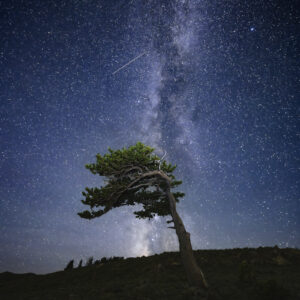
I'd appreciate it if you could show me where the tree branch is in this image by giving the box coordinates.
[127,171,171,189]
[89,171,172,218]
[127,182,152,191]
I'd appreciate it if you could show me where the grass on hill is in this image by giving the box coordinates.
[0,246,299,300]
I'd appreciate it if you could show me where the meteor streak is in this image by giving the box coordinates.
[112,52,146,75]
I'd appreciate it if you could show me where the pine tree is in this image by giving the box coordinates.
[77,259,82,268]
[78,142,208,292]
[64,259,74,271]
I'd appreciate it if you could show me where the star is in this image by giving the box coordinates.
[0,0,298,274]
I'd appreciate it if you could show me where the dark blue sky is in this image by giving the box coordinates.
[0,0,299,274]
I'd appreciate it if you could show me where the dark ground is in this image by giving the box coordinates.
[0,247,299,300]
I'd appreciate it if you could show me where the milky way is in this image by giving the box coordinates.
[0,0,299,273]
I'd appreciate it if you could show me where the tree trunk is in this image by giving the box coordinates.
[166,188,209,290]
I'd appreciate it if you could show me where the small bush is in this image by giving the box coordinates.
[100,257,107,263]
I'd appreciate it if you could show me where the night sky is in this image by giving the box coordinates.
[0,0,299,274]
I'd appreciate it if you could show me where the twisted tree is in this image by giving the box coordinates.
[78,142,208,291]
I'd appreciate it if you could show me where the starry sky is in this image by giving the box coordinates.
[0,0,299,274]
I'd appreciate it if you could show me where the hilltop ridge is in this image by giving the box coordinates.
[0,247,299,300]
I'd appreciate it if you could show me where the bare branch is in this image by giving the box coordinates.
[127,171,171,190]
[127,182,152,191]
[108,166,143,181]
[158,151,167,170]
[121,166,143,174]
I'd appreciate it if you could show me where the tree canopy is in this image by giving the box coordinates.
[78,142,184,220]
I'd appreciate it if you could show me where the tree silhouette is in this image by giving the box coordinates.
[77,259,83,268]
[64,259,74,271]
[86,257,93,267]
[78,142,208,291]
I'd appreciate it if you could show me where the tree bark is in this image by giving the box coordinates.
[165,188,209,290]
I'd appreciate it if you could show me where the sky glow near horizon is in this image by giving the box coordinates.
[0,0,299,273]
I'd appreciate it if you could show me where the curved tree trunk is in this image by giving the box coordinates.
[123,169,208,291]
[166,188,208,290]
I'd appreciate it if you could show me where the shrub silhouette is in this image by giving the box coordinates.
[100,257,107,263]
[108,256,124,262]
[86,257,93,266]
[64,260,74,271]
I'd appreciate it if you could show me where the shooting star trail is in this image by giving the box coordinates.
[112,52,146,75]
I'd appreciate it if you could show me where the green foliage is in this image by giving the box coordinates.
[78,142,184,221]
